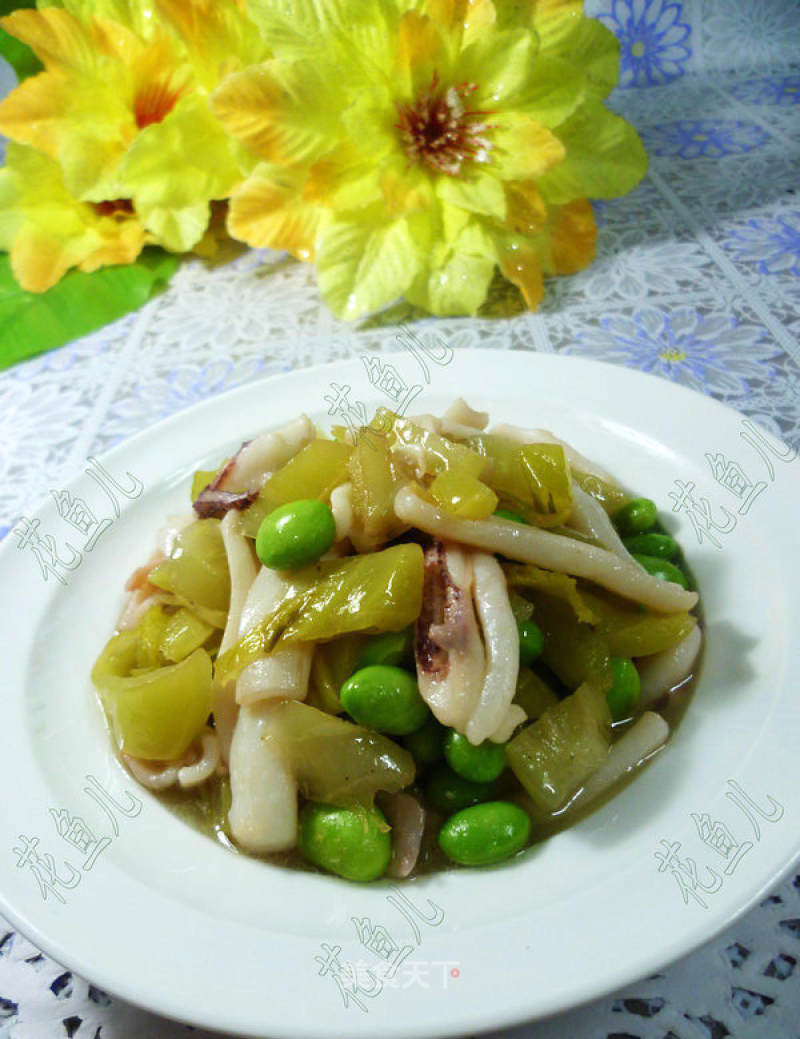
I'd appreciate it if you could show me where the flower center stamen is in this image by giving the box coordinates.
[395,73,494,176]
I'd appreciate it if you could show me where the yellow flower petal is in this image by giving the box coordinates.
[154,0,269,89]
[0,143,145,292]
[495,238,544,310]
[503,180,547,235]
[212,61,344,166]
[227,164,321,261]
[393,11,452,100]
[492,114,566,180]
[120,94,241,251]
[0,7,97,72]
[549,198,596,273]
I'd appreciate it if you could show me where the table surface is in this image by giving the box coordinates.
[2,0,800,1036]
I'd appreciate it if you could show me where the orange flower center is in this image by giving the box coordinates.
[134,80,181,130]
[395,73,494,176]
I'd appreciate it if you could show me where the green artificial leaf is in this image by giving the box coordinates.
[538,97,649,203]
[0,247,179,369]
[0,5,42,82]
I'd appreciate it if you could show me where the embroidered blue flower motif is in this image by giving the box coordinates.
[639,119,768,158]
[598,0,691,88]
[730,75,800,107]
[724,213,800,277]
[564,307,778,397]
[0,524,9,541]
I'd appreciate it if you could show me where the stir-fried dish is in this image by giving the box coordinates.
[91,400,703,881]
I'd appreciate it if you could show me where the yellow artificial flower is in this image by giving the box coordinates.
[0,0,267,267]
[212,0,647,318]
[0,143,146,291]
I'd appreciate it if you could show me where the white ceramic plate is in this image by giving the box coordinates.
[1,351,799,1039]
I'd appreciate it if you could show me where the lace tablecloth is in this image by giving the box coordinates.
[2,0,799,1035]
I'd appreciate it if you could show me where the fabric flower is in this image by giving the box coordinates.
[0,142,146,291]
[212,0,648,319]
[0,0,266,276]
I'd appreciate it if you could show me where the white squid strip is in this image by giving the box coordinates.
[213,512,260,762]
[488,703,527,743]
[490,423,617,485]
[226,414,314,493]
[639,626,703,708]
[228,702,297,853]
[394,488,698,614]
[235,566,312,706]
[178,728,221,788]
[415,543,485,732]
[466,553,520,746]
[569,482,642,564]
[122,755,180,790]
[579,712,669,805]
[330,482,354,543]
[384,793,425,879]
[442,398,489,431]
[219,511,259,655]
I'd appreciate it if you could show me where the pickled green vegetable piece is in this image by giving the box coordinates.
[191,467,222,502]
[269,700,415,807]
[92,632,213,760]
[503,564,599,624]
[387,411,486,480]
[241,439,352,537]
[160,607,215,663]
[214,544,424,685]
[508,590,535,625]
[506,683,612,815]
[299,803,391,882]
[513,668,559,721]
[136,603,169,670]
[518,443,572,528]
[466,433,531,502]
[348,427,399,543]
[426,764,495,814]
[438,801,531,866]
[149,519,230,616]
[340,665,429,735]
[357,627,414,669]
[308,634,368,714]
[429,469,498,519]
[516,593,611,691]
[580,588,697,657]
[572,471,630,514]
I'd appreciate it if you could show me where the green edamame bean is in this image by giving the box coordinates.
[607,657,641,722]
[622,533,678,559]
[357,627,414,670]
[444,730,506,784]
[517,618,544,666]
[426,764,495,814]
[438,801,531,866]
[299,802,391,882]
[402,715,444,765]
[633,553,689,589]
[340,665,429,735]
[255,499,336,570]
[613,497,658,536]
[494,508,528,524]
